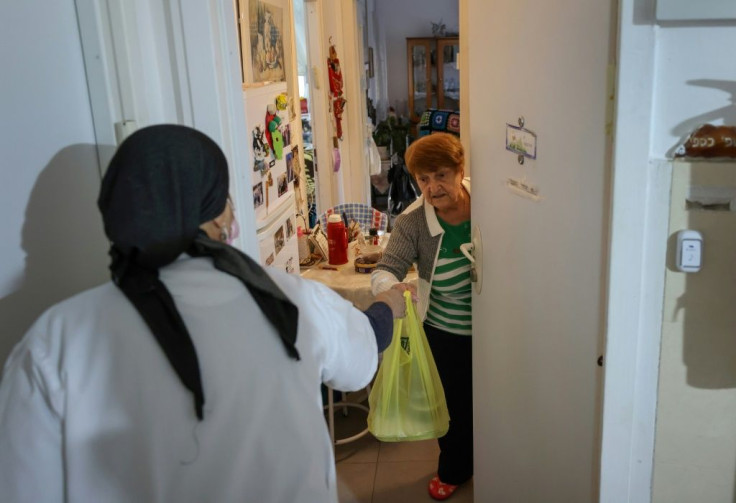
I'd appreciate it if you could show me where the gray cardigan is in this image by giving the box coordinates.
[371,178,471,320]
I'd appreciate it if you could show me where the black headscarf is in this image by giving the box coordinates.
[98,124,299,421]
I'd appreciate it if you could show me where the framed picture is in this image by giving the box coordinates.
[285,152,294,183]
[277,172,288,197]
[253,182,264,208]
[282,123,291,147]
[505,123,537,160]
[274,226,285,256]
[237,0,287,85]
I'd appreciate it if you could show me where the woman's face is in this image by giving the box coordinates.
[415,167,465,212]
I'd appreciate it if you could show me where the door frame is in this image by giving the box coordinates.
[598,1,666,501]
[76,0,261,257]
[76,0,662,500]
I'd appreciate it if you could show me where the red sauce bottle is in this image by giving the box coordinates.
[326,214,348,265]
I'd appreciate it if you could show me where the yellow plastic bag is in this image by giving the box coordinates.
[367,291,450,441]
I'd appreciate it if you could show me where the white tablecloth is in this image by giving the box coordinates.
[299,242,416,311]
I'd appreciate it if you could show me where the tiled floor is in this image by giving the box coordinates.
[329,395,474,503]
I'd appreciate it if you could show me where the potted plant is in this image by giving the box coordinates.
[372,120,392,160]
[372,114,410,160]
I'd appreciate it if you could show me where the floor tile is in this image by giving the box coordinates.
[329,388,474,503]
[336,462,376,503]
[371,460,437,502]
[377,438,440,462]
[335,433,380,464]
[438,478,474,503]
[372,461,474,503]
[331,405,379,463]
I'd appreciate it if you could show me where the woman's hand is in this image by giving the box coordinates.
[374,289,407,319]
[390,282,418,303]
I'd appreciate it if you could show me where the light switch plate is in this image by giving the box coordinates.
[676,230,703,272]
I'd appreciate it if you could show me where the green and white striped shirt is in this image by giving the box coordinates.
[426,218,472,336]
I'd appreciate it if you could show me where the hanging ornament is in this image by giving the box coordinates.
[265,103,283,159]
[327,38,346,140]
[275,93,288,111]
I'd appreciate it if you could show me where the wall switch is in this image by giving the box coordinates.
[676,230,703,272]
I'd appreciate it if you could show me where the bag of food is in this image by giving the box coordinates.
[367,291,450,441]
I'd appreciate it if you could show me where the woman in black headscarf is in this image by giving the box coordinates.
[0,124,404,503]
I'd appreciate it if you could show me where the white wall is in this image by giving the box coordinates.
[0,1,109,368]
[651,25,736,158]
[601,1,736,500]
[76,0,261,256]
[648,15,736,503]
[374,0,458,118]
[653,161,736,503]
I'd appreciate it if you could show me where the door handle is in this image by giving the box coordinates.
[459,224,483,294]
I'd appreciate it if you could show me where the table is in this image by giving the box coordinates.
[300,242,417,446]
[300,242,418,308]
[300,260,376,312]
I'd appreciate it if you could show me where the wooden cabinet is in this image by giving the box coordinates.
[406,37,460,125]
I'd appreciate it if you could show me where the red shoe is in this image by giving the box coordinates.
[428,475,458,501]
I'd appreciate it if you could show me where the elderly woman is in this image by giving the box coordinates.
[0,124,404,503]
[372,132,472,501]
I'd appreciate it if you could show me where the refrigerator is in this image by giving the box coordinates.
[243,82,299,274]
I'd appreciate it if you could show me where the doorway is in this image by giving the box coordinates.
[292,0,325,227]
[359,0,460,222]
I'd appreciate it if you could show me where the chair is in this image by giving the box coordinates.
[315,203,385,447]
[324,385,372,447]
[317,203,388,234]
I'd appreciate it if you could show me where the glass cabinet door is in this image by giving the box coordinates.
[407,37,459,127]
[407,39,431,122]
[437,39,459,112]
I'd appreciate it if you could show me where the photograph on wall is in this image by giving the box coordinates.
[282,123,291,147]
[253,181,264,208]
[248,0,286,84]
[285,152,294,183]
[274,226,285,256]
[277,172,288,197]
[252,126,269,173]
[285,215,294,239]
[285,256,294,274]
[265,252,274,266]
[291,145,301,176]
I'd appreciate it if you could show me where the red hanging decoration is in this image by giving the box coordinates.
[327,39,346,140]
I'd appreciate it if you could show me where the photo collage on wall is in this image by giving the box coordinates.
[281,217,295,273]
[260,212,296,272]
[247,83,297,215]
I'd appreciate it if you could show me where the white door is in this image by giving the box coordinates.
[466,1,615,501]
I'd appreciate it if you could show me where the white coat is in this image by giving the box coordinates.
[0,255,378,503]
